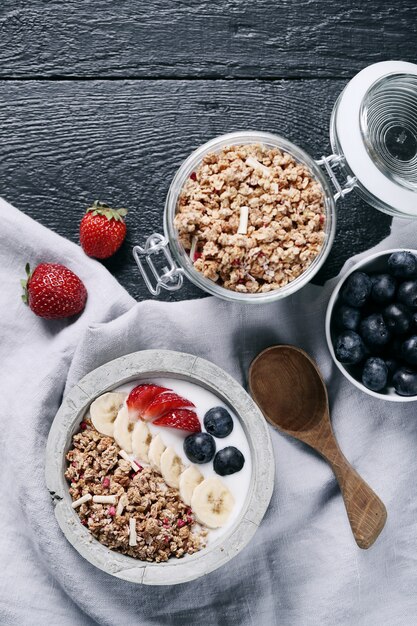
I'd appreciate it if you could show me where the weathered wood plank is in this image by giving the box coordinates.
[0,79,391,301]
[0,0,415,78]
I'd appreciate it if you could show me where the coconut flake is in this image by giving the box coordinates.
[237,206,249,235]
[118,449,140,472]
[189,236,198,260]
[93,495,117,504]
[72,493,92,509]
[129,517,137,547]
[271,182,279,194]
[116,494,128,516]
[245,156,271,177]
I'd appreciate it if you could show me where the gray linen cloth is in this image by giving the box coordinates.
[1,197,417,626]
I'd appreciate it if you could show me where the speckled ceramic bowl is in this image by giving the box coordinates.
[45,350,274,585]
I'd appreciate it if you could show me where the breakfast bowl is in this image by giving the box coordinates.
[134,61,417,304]
[45,350,274,585]
[325,249,417,402]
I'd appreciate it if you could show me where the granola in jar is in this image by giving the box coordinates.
[174,143,326,294]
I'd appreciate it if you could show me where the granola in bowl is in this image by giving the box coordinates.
[65,420,207,563]
[174,143,326,294]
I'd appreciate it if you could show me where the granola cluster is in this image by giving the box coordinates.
[174,143,326,293]
[65,421,207,562]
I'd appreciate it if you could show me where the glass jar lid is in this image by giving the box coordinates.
[332,61,417,216]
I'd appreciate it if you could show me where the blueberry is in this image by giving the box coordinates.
[370,274,396,304]
[398,281,417,309]
[204,407,234,438]
[385,357,399,382]
[361,357,388,392]
[334,331,367,364]
[388,251,417,278]
[412,312,417,331]
[341,272,372,307]
[391,337,404,360]
[393,367,417,396]
[360,313,391,347]
[335,305,361,331]
[184,432,216,464]
[402,335,417,365]
[383,302,412,335]
[213,447,245,476]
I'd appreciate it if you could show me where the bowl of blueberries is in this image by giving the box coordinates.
[326,249,417,400]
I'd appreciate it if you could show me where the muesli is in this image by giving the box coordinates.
[65,380,249,563]
[174,143,326,293]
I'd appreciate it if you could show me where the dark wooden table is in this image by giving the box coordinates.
[1,1,415,301]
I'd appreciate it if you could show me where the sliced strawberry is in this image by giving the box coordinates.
[127,384,170,417]
[143,392,196,421]
[153,409,201,433]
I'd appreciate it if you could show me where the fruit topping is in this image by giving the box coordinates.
[80,200,128,260]
[153,409,201,433]
[361,357,388,392]
[90,392,127,437]
[160,447,184,489]
[127,384,169,418]
[21,262,87,319]
[334,331,366,364]
[341,272,372,307]
[148,434,166,471]
[179,466,203,507]
[191,477,234,528]
[388,251,417,278]
[131,420,152,463]
[213,446,245,476]
[143,392,195,421]
[184,432,216,464]
[204,407,234,438]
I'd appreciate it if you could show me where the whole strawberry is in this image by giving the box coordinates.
[21,263,87,319]
[80,201,127,259]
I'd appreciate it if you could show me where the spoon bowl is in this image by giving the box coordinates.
[249,345,387,549]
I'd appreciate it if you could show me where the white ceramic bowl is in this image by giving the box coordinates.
[45,350,274,584]
[325,248,417,402]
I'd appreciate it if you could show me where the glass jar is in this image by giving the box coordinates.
[134,61,417,303]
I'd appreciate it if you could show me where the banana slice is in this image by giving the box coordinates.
[179,466,203,506]
[113,405,134,453]
[148,434,166,472]
[90,392,127,437]
[191,477,234,529]
[160,447,184,489]
[131,421,152,463]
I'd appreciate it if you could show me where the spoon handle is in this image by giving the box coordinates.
[327,449,387,549]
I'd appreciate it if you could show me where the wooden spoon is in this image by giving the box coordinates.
[249,345,387,549]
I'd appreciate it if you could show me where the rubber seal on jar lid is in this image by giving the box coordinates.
[333,61,417,216]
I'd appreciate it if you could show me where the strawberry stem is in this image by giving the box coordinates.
[86,200,128,222]
[21,263,32,304]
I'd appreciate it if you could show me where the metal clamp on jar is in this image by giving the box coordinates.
[134,61,417,303]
